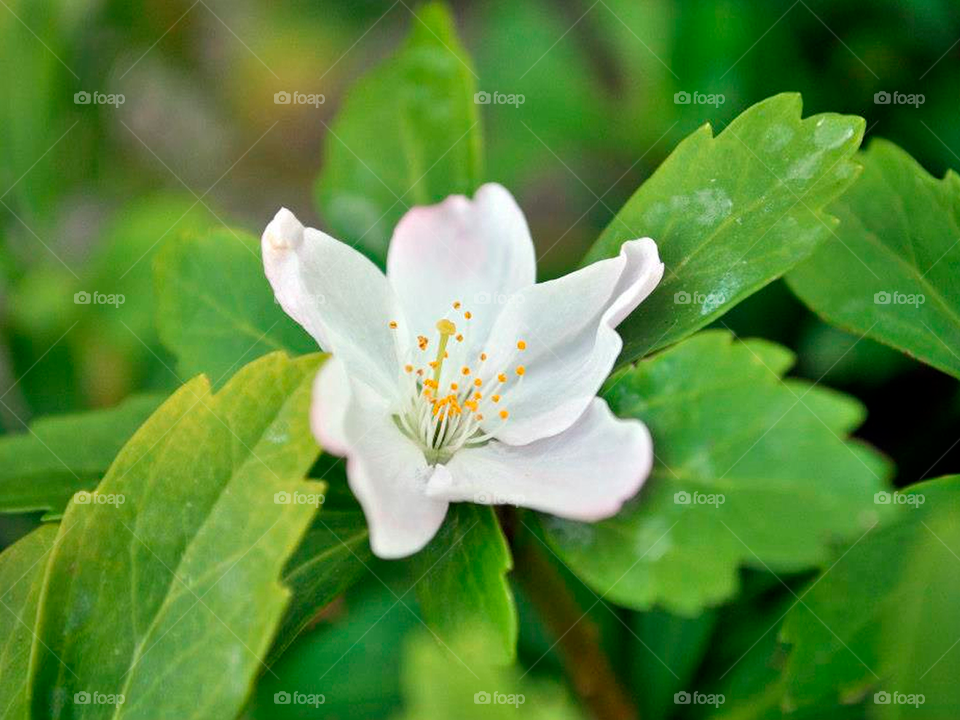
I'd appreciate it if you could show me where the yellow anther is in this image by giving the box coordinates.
[453,301,461,309]
[404,364,413,373]
[456,334,463,342]
[516,365,526,376]
[476,413,483,421]
[492,394,500,403]
[517,340,526,350]
[497,373,507,383]
[418,336,429,350]
[474,391,482,400]
[389,320,398,329]
[499,409,509,420]
[450,382,459,391]
[461,367,471,376]
[464,311,472,320]
[480,353,487,361]
[473,377,483,387]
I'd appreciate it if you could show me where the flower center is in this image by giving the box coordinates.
[389,302,526,464]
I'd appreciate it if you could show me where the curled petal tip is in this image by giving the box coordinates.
[263,207,304,251]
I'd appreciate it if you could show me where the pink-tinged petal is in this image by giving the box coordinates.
[481,238,663,445]
[311,361,448,559]
[386,183,536,355]
[430,398,652,521]
[263,208,407,401]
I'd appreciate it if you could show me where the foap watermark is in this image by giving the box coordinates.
[274,91,325,107]
[874,691,924,708]
[474,691,525,707]
[674,691,725,707]
[674,91,725,107]
[874,91,924,107]
[74,90,125,107]
[674,290,726,306]
[874,491,925,509]
[474,491,524,507]
[474,91,525,108]
[473,291,524,306]
[274,691,325,707]
[75,491,125,507]
[274,491,325,507]
[674,491,725,508]
[874,291,925,307]
[74,691,125,706]
[75,291,125,307]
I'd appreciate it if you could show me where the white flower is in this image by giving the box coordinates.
[262,183,664,558]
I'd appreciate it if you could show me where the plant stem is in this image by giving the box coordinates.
[509,512,639,720]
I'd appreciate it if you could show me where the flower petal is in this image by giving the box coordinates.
[480,238,663,445]
[386,183,536,355]
[429,398,652,521]
[311,358,449,559]
[263,208,407,400]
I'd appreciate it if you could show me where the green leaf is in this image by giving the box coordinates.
[410,504,518,664]
[29,352,325,719]
[585,93,865,363]
[267,508,371,666]
[314,1,482,266]
[787,139,960,380]
[0,524,58,719]
[155,227,315,385]
[544,330,892,614]
[632,608,717,720]
[781,476,960,714]
[0,394,164,518]
[394,630,581,720]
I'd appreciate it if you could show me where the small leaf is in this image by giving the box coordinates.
[155,227,315,385]
[314,1,482,266]
[585,93,864,363]
[788,139,960,380]
[0,524,58,719]
[267,508,371,666]
[544,331,891,614]
[29,353,325,719]
[0,394,164,518]
[781,476,960,713]
[410,504,518,664]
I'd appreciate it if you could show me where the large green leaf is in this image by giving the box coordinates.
[585,93,864,363]
[544,331,892,614]
[394,631,581,720]
[29,352,325,718]
[155,227,315,385]
[314,1,482,266]
[781,476,960,716]
[0,394,163,518]
[788,139,960,380]
[0,524,58,719]
[410,504,518,664]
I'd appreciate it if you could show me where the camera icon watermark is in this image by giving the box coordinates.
[674,490,725,508]
[474,91,525,108]
[674,691,725,707]
[74,90,125,107]
[474,690,524,707]
[74,290,125,308]
[274,490,325,507]
[273,691,325,707]
[874,491,924,509]
[873,91,924,107]
[874,691,924,707]
[75,490,125,507]
[873,291,925,307]
[274,91,325,107]
[674,90,725,107]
